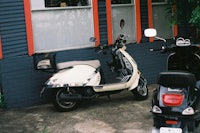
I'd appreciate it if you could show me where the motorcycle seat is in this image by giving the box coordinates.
[56,60,101,70]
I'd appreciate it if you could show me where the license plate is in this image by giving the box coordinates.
[160,127,182,133]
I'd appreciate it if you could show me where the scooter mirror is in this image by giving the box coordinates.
[144,28,157,37]
[89,37,96,42]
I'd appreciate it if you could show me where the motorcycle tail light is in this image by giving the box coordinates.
[162,94,184,107]
[152,105,162,113]
[165,120,178,125]
[182,107,195,115]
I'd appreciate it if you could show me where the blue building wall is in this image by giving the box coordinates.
[2,43,169,108]
[0,0,169,108]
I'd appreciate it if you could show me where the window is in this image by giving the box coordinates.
[45,0,89,7]
[30,0,93,53]
[111,0,132,4]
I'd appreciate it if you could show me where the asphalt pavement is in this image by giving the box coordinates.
[0,85,157,133]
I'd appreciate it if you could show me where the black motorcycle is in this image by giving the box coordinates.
[145,29,200,133]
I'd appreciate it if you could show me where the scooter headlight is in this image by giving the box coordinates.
[182,107,194,115]
[152,105,162,114]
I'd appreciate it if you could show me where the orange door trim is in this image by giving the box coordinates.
[173,25,178,37]
[135,0,142,44]
[148,0,154,42]
[92,0,100,46]
[106,0,113,45]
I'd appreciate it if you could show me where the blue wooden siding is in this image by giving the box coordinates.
[0,0,168,108]
[0,0,47,108]
[140,0,149,42]
[0,0,27,58]
[98,0,108,44]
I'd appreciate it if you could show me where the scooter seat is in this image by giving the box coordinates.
[56,60,101,70]
[157,71,196,88]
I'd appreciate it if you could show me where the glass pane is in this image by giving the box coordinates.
[152,0,165,2]
[111,0,132,4]
[45,0,89,7]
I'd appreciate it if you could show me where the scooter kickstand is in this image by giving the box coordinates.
[107,95,111,100]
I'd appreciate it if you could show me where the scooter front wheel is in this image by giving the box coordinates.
[131,76,148,100]
[53,88,80,112]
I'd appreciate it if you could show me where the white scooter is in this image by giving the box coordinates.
[36,20,148,111]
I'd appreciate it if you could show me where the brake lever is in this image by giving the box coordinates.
[95,45,108,54]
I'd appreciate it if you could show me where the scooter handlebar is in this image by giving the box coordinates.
[95,45,106,52]
[149,46,169,53]
[149,48,162,52]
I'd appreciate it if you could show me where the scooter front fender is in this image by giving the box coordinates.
[128,70,141,91]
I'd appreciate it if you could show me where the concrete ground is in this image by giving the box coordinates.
[0,84,193,133]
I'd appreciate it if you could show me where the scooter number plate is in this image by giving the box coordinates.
[160,127,182,133]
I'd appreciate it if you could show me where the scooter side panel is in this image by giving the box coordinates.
[46,65,101,87]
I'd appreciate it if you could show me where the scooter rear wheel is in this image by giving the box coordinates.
[53,88,80,112]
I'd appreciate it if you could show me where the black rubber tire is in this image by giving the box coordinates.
[53,88,80,112]
[131,76,148,100]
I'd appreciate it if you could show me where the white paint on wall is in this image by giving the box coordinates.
[112,5,136,43]
[152,4,173,39]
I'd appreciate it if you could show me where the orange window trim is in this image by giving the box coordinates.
[92,0,100,47]
[0,36,3,59]
[135,0,142,44]
[148,0,154,42]
[24,0,34,56]
[106,0,113,45]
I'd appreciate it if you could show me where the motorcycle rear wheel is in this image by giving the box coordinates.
[53,88,80,112]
